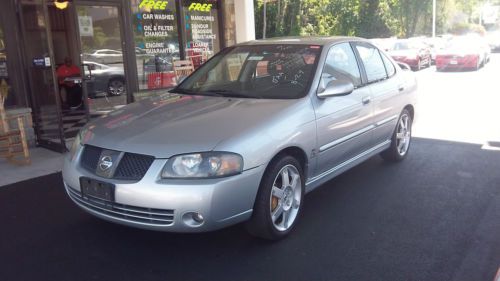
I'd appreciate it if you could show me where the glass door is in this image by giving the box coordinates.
[75,4,128,117]
[20,0,66,152]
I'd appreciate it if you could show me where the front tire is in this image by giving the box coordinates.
[380,109,412,162]
[108,79,126,96]
[246,155,304,240]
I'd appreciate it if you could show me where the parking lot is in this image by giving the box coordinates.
[1,55,500,281]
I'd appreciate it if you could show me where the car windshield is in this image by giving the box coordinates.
[392,41,417,50]
[173,44,321,99]
[445,37,479,50]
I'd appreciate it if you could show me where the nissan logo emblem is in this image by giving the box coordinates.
[99,156,113,171]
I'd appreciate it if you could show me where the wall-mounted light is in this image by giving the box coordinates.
[54,0,69,10]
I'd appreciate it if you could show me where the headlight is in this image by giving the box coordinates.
[69,127,90,161]
[161,152,243,179]
[69,131,83,161]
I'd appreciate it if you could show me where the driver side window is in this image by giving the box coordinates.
[322,43,362,88]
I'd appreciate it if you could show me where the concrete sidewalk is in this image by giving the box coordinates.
[0,147,64,186]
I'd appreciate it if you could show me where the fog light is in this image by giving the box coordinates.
[182,212,205,227]
[192,212,204,223]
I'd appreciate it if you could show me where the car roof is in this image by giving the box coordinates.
[238,36,366,46]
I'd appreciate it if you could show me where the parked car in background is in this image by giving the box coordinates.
[423,37,446,64]
[83,61,125,97]
[369,37,396,52]
[436,35,490,71]
[63,37,417,240]
[486,31,500,51]
[84,49,123,64]
[388,39,432,71]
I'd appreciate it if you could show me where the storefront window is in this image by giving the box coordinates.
[0,24,15,107]
[182,0,221,69]
[131,0,180,91]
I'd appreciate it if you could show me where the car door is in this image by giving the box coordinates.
[313,42,374,177]
[353,42,402,145]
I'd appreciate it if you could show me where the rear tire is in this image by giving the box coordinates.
[246,155,305,240]
[380,109,412,162]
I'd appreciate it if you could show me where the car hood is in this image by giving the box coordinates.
[82,93,298,158]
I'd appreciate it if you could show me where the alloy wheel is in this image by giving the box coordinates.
[108,80,125,96]
[396,114,411,156]
[269,164,302,232]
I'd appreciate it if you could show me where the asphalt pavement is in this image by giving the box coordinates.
[1,56,500,281]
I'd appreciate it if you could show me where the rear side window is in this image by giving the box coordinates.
[381,53,396,77]
[355,44,387,83]
[322,43,362,87]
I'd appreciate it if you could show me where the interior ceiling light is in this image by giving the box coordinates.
[54,0,69,10]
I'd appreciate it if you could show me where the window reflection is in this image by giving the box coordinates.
[131,0,180,91]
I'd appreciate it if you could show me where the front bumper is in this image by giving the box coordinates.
[62,148,266,232]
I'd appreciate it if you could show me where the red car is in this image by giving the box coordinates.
[436,36,490,71]
[388,39,432,71]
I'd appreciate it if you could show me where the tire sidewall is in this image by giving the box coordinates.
[393,109,412,160]
[381,108,413,162]
[251,155,305,239]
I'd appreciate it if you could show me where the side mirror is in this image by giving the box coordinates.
[317,79,354,98]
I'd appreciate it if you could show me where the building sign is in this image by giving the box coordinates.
[182,0,220,68]
[78,16,94,37]
[32,58,46,68]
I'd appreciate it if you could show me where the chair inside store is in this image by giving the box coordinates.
[0,96,31,165]
[173,60,195,83]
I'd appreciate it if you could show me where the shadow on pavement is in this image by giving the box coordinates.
[1,137,499,281]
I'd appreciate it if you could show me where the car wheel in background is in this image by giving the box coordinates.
[380,109,413,162]
[246,155,304,240]
[108,79,126,96]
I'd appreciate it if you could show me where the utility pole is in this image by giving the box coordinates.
[432,0,437,37]
[263,0,267,39]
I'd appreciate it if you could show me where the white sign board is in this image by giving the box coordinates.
[78,16,94,37]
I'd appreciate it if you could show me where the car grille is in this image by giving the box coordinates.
[80,145,155,181]
[66,185,175,226]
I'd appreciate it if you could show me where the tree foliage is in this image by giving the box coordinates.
[254,0,495,39]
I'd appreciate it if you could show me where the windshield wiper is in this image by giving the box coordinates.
[169,88,223,97]
[204,89,261,99]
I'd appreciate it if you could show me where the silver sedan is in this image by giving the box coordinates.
[63,37,417,240]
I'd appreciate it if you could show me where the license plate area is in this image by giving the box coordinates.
[450,60,458,65]
[80,177,115,202]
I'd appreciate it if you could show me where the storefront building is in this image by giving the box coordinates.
[0,0,255,152]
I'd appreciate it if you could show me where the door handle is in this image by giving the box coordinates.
[362,96,371,105]
[398,85,405,92]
